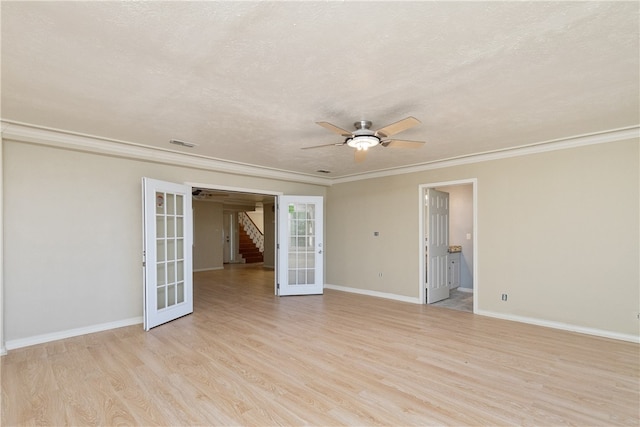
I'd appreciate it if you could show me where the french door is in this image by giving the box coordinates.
[142,178,193,330]
[277,196,324,296]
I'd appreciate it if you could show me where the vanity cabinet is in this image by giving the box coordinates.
[448,252,461,289]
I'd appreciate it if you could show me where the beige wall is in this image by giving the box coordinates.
[246,210,264,234]
[326,139,639,338]
[3,141,326,344]
[193,201,224,271]
[3,137,638,345]
[263,202,276,268]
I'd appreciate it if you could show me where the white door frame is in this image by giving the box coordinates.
[0,139,5,355]
[418,178,478,312]
[187,182,282,291]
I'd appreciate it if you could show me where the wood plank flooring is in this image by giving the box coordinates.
[2,263,639,426]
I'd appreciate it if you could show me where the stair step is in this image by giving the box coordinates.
[238,218,263,263]
[241,250,261,256]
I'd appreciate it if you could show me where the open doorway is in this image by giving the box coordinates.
[189,184,280,293]
[419,179,477,313]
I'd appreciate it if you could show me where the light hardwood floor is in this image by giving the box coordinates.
[2,264,639,426]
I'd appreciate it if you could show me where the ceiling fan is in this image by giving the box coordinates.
[303,116,425,162]
[192,188,229,200]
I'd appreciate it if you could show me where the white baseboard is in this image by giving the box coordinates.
[4,302,634,355]
[475,310,639,344]
[456,287,474,293]
[5,317,143,351]
[324,284,421,304]
[193,267,224,272]
[324,286,637,343]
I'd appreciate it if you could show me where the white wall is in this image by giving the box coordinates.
[326,139,639,339]
[3,140,326,346]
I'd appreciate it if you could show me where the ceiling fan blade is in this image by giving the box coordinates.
[354,149,367,163]
[301,142,343,150]
[381,139,425,148]
[316,121,353,137]
[375,116,420,138]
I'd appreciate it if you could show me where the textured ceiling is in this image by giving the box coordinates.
[2,1,638,178]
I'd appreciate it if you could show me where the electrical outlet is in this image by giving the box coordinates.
[378,272,383,278]
[501,293,508,301]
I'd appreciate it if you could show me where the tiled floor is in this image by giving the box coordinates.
[431,288,473,312]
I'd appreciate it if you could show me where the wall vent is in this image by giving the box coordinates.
[170,139,197,148]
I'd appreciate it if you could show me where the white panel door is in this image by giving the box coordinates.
[427,188,450,303]
[142,178,193,330]
[277,196,324,296]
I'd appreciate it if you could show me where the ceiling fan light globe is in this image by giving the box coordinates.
[347,135,379,151]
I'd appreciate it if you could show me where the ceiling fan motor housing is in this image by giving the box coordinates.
[354,120,373,130]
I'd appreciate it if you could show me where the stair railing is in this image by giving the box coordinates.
[238,211,264,253]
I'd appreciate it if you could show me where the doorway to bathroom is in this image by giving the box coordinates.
[419,179,477,313]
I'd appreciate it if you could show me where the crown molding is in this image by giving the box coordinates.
[2,120,637,186]
[0,120,333,187]
[331,125,640,184]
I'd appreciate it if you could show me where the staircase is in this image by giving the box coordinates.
[238,225,263,263]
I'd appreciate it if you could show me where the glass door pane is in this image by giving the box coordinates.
[155,190,187,311]
[287,203,316,285]
[143,178,193,331]
[277,196,323,296]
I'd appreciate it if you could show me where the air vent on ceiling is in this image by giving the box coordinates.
[170,139,197,148]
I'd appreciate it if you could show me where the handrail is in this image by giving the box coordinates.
[238,212,264,253]
[244,211,263,235]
